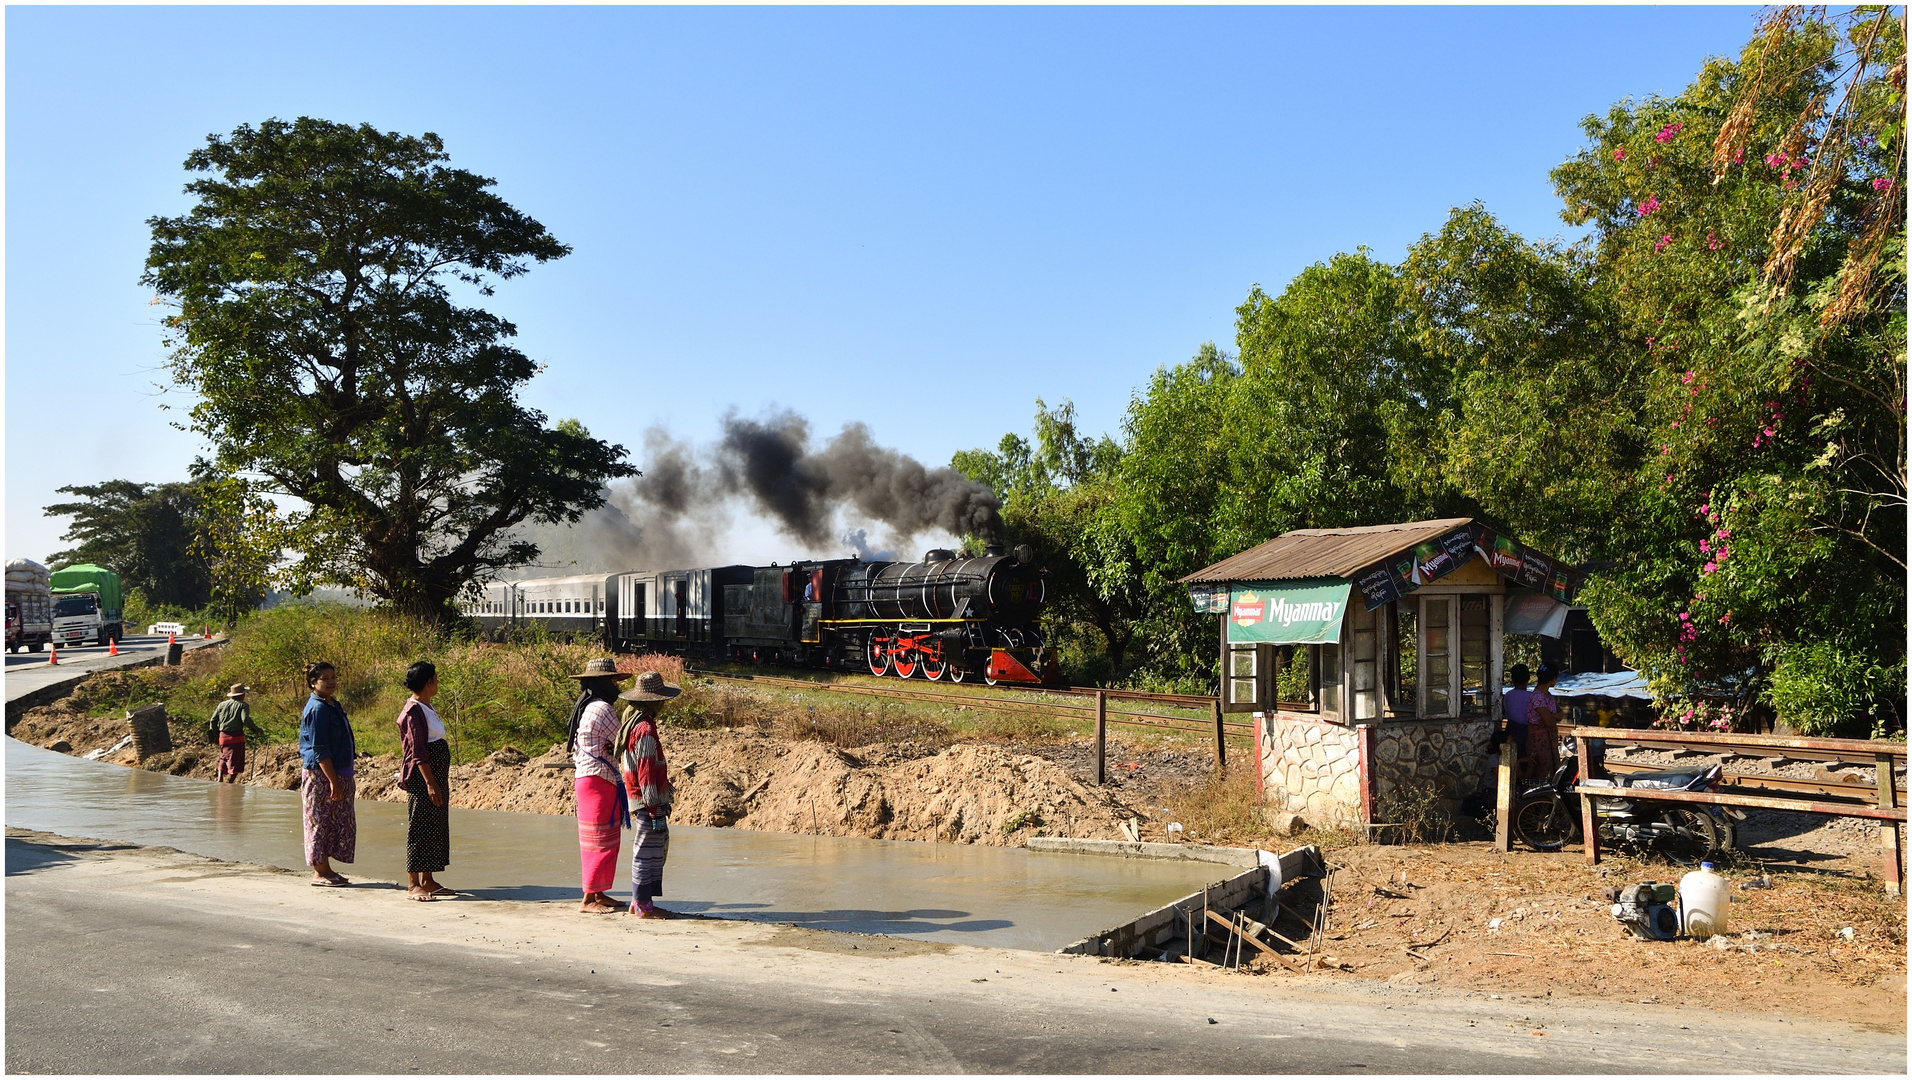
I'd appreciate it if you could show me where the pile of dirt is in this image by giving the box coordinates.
[16,680,1162,843]
[1214,844,1906,1032]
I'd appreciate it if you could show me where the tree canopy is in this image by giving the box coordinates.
[957,8,1905,735]
[144,118,635,622]
[44,480,214,609]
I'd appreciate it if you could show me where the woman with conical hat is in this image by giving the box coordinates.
[566,658,633,914]
[616,670,681,919]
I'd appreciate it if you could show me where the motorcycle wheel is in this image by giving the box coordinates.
[1514,798,1574,851]
[1658,809,1721,867]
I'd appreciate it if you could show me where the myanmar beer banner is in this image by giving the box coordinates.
[1186,582,1229,615]
[1226,579,1352,645]
[1354,522,1584,611]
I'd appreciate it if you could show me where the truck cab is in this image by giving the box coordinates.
[52,592,104,647]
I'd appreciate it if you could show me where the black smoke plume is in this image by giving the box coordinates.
[714,410,1002,548]
[529,409,1003,571]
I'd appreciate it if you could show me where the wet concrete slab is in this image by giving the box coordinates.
[5,737,1231,951]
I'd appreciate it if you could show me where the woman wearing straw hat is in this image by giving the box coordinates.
[567,658,633,914]
[616,671,681,919]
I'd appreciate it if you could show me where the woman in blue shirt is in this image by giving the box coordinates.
[299,661,358,885]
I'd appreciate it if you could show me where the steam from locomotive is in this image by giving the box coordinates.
[472,409,1047,682]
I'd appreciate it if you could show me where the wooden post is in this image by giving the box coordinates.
[1494,738,1518,852]
[1213,698,1227,773]
[1095,690,1107,786]
[1879,752,1902,897]
[1579,734,1600,865]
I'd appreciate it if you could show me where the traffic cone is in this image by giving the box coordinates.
[169,633,176,646]
[203,623,210,640]
[47,643,57,666]
[109,638,118,657]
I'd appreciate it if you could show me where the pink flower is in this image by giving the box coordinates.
[1666,473,1675,483]
[1718,612,1731,624]
[1661,444,1671,455]
[1613,147,1627,162]
[1672,421,1680,428]
[1700,538,1711,554]
[1654,234,1673,251]
[1733,149,1744,164]
[1766,153,1787,168]
[1655,123,1683,143]
[1703,561,1718,574]
[1873,177,1894,192]
[1681,370,1696,384]
[1638,195,1661,217]
[1706,231,1722,250]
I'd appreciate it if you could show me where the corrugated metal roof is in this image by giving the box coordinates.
[1179,518,1475,584]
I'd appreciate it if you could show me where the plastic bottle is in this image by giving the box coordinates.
[1679,861,1730,938]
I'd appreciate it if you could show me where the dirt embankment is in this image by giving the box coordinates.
[1220,843,1907,1033]
[11,679,1227,845]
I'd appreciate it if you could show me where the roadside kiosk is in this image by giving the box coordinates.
[1180,518,1587,830]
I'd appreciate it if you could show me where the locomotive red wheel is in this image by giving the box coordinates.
[948,666,969,683]
[893,647,918,679]
[920,651,947,681]
[866,636,891,676]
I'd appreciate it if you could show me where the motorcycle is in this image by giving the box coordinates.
[1513,740,1739,865]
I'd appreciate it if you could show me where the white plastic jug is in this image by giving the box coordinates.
[1679,861,1730,938]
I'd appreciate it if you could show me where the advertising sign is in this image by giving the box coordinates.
[1226,579,1352,645]
[1186,582,1230,614]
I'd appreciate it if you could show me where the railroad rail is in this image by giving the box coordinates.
[690,667,1251,781]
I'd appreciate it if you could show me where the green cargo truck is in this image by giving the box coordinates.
[49,564,123,646]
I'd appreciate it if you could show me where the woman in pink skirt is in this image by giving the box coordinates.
[566,658,631,914]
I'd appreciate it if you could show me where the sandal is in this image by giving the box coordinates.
[310,877,345,887]
[408,891,437,902]
[427,886,456,899]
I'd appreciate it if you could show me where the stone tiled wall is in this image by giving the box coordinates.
[1258,713,1364,829]
[1258,714,1496,828]
[1370,719,1495,811]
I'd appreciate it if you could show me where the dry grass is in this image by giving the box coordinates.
[1154,758,1275,847]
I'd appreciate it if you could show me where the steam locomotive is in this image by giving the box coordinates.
[461,546,1057,685]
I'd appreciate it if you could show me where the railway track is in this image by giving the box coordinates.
[689,668,1254,744]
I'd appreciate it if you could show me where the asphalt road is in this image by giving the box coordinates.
[3,633,217,703]
[8,833,1900,1075]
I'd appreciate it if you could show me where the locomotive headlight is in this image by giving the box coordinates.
[1014,544,1034,565]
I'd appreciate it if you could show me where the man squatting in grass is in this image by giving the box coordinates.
[299,661,357,886]
[206,683,263,783]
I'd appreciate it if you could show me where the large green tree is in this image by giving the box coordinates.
[144,118,635,622]
[44,480,214,608]
[1542,7,1906,735]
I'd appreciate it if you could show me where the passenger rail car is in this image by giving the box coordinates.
[458,547,1055,684]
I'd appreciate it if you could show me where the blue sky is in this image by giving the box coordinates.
[5,5,1762,566]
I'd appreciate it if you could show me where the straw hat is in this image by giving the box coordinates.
[567,657,631,682]
[227,684,249,699]
[619,670,681,703]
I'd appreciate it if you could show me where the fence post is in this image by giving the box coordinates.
[1879,752,1902,897]
[1095,690,1107,786]
[1213,698,1226,773]
[1579,734,1600,865]
[1494,736,1518,852]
